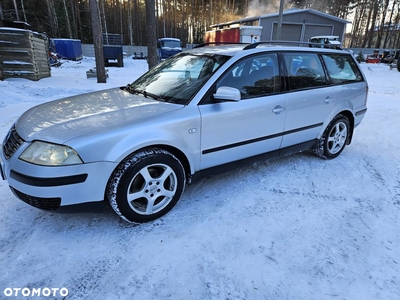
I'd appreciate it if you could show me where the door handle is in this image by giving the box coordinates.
[272,105,285,114]
[324,96,332,104]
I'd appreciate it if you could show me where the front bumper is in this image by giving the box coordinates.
[1,145,118,209]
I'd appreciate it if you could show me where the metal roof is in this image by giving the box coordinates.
[260,8,351,24]
[210,8,350,28]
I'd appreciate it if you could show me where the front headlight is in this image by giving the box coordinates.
[19,141,83,166]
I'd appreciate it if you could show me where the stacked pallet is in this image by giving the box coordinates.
[0,28,51,81]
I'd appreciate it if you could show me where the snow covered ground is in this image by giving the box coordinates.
[0,57,399,300]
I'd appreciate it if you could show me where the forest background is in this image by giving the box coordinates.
[1,0,400,50]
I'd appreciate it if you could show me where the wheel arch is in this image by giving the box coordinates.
[337,110,354,144]
[106,144,192,191]
[151,144,192,183]
[105,145,188,223]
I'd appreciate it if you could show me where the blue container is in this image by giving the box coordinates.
[51,39,83,61]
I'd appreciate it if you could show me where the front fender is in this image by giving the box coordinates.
[69,106,202,175]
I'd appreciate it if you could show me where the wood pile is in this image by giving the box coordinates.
[0,28,51,81]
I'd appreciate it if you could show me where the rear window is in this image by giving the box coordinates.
[322,54,364,84]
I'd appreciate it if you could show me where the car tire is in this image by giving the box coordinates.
[107,148,185,223]
[313,114,350,159]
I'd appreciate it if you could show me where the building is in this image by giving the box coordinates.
[206,8,350,44]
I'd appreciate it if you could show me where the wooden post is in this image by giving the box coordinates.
[0,55,3,81]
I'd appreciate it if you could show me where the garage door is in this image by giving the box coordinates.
[272,23,302,41]
[304,25,333,42]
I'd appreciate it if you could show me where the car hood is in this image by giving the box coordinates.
[15,87,183,143]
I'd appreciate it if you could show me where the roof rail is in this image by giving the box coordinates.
[243,40,342,50]
[194,42,248,48]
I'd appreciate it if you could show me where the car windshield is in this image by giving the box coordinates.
[126,53,230,105]
[160,40,181,48]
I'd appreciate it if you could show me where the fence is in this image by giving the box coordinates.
[82,44,148,58]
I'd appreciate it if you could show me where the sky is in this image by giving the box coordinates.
[0,56,399,300]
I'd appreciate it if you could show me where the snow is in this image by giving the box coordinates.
[0,57,399,300]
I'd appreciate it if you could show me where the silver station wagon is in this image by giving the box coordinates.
[0,43,368,223]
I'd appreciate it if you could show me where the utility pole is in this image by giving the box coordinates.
[277,0,284,41]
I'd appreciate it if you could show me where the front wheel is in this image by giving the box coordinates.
[313,114,350,159]
[107,148,185,223]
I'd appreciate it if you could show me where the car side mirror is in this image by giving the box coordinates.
[213,86,241,102]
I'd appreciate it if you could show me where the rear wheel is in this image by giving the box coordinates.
[313,114,350,159]
[107,148,185,223]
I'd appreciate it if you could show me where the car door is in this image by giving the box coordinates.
[198,53,287,170]
[280,52,334,148]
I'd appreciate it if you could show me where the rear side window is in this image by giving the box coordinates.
[322,54,364,84]
[283,53,327,90]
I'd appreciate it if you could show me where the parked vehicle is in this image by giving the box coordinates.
[380,50,395,64]
[0,43,368,223]
[157,37,182,61]
[309,36,342,49]
[102,33,123,67]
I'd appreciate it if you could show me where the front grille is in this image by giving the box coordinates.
[3,125,25,159]
[10,187,61,210]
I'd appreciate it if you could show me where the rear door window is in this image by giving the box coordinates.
[283,53,327,91]
[321,54,364,84]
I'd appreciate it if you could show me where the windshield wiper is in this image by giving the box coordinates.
[124,84,162,101]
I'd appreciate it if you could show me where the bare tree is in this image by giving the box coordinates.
[46,0,59,37]
[146,0,158,69]
[89,0,107,83]
[382,0,397,48]
[366,1,380,48]
[62,0,73,38]
[361,2,374,48]
[20,0,27,22]
[390,2,400,48]
[10,0,400,51]
[12,0,19,21]
[375,0,390,48]
[350,0,368,47]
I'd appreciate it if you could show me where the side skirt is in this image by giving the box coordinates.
[190,140,316,184]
